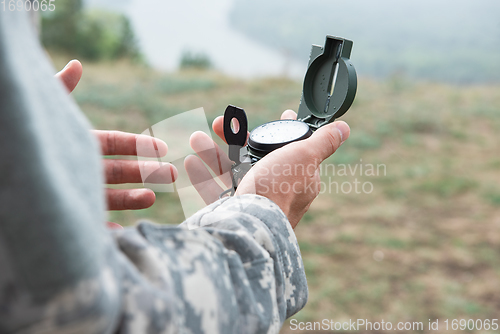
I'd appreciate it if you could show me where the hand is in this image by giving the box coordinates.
[235,119,350,228]
[187,109,349,229]
[93,130,177,211]
[56,60,177,215]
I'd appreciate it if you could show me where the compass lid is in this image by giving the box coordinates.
[297,36,357,130]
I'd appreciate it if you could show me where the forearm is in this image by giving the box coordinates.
[181,194,308,320]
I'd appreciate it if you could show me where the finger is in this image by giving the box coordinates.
[55,59,83,93]
[212,116,250,145]
[189,131,233,187]
[93,130,168,157]
[214,110,297,140]
[212,116,226,143]
[185,155,225,205]
[104,160,177,184]
[299,121,350,167]
[280,109,297,120]
[106,188,156,210]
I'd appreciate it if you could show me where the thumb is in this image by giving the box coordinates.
[300,121,350,167]
[55,59,83,93]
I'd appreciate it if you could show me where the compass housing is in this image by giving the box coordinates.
[246,36,357,162]
[223,35,357,195]
[247,120,313,160]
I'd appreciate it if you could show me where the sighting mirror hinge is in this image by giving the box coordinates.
[299,114,332,131]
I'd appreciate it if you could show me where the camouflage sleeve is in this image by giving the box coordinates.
[113,194,308,334]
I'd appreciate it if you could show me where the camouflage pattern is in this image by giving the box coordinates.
[0,10,308,334]
[114,195,308,333]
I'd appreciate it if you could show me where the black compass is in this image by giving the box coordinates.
[221,36,357,195]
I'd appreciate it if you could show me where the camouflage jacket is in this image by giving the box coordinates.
[113,195,308,333]
[0,10,307,334]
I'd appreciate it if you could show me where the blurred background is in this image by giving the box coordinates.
[41,0,500,332]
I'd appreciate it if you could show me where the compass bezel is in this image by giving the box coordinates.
[247,119,313,158]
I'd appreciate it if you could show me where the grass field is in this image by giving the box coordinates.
[51,55,500,333]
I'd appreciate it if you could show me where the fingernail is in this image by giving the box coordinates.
[334,121,350,143]
[106,222,124,230]
[62,60,72,70]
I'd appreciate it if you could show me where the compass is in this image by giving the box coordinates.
[221,35,357,195]
[247,120,313,161]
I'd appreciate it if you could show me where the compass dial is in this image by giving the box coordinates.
[248,120,312,158]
